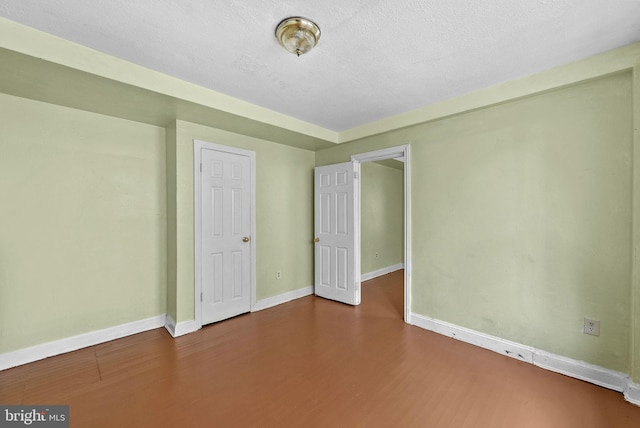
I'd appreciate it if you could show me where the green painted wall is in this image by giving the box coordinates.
[317,73,633,374]
[170,120,315,322]
[361,162,404,275]
[633,68,640,384]
[165,122,178,322]
[0,93,167,353]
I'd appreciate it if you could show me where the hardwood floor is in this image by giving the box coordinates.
[2,270,639,427]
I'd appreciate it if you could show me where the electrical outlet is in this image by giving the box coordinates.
[583,318,600,336]
[276,271,282,280]
[375,252,379,258]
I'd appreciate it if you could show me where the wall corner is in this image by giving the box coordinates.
[631,65,640,384]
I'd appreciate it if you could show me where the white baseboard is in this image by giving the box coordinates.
[0,314,166,371]
[164,315,200,338]
[164,286,315,338]
[410,312,639,407]
[625,381,640,406]
[533,350,627,392]
[410,313,534,363]
[162,286,314,338]
[361,263,404,282]
[252,285,313,312]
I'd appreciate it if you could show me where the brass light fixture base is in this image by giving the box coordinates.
[275,17,321,56]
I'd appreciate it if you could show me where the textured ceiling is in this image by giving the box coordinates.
[0,1,639,132]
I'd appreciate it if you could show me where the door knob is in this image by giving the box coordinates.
[314,237,320,243]
[242,236,250,243]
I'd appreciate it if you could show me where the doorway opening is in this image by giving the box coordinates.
[352,145,411,323]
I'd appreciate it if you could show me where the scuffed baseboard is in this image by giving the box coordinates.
[410,312,638,407]
[534,350,627,392]
[410,313,534,363]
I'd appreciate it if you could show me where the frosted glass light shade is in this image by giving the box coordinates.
[275,17,321,56]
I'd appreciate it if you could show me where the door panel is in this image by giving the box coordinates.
[201,148,252,324]
[314,162,360,305]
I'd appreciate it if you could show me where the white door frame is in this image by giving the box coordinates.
[351,145,411,323]
[193,139,257,329]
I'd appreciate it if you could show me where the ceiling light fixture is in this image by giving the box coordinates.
[275,17,321,57]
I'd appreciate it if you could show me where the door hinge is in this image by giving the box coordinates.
[200,292,203,302]
[200,163,202,173]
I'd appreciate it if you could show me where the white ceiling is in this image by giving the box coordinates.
[0,1,639,132]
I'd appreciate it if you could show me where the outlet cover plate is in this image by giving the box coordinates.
[583,318,600,336]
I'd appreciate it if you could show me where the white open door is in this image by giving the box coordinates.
[314,162,360,305]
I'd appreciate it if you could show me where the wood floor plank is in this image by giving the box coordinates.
[1,270,639,427]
